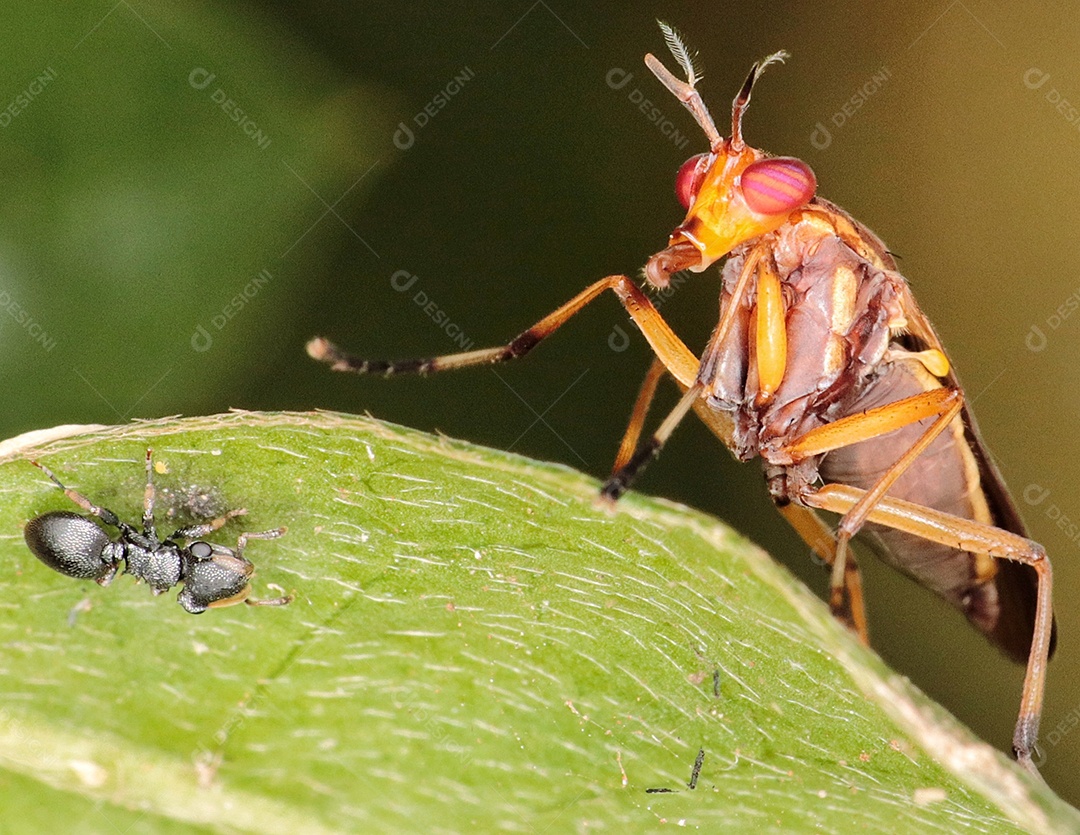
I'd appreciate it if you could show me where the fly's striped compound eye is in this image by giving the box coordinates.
[675,153,711,209]
[740,157,816,216]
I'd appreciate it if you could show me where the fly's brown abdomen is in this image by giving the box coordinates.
[817,358,1050,663]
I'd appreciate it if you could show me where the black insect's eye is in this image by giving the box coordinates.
[189,541,213,559]
[674,153,711,209]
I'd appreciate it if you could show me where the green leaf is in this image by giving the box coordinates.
[0,412,1076,833]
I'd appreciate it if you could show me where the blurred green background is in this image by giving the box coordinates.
[3,0,1080,806]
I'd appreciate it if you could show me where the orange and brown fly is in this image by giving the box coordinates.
[308,23,1056,773]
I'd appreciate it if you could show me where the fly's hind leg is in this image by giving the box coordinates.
[775,502,869,645]
[774,386,963,651]
[802,483,1053,775]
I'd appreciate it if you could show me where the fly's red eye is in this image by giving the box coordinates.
[675,153,711,209]
[740,157,816,216]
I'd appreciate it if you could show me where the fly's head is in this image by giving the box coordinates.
[644,23,817,287]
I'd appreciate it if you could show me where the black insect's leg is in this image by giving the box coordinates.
[233,528,291,607]
[170,508,248,541]
[30,459,122,528]
[234,527,287,561]
[142,448,158,540]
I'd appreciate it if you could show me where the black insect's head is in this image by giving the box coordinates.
[177,545,254,614]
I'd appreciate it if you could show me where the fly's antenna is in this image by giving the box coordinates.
[659,20,701,87]
[730,50,788,150]
[646,21,722,150]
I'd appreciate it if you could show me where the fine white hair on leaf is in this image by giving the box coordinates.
[657,20,701,84]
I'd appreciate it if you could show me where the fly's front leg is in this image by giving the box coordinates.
[801,483,1053,774]
[309,275,701,386]
[311,274,730,505]
[604,244,769,501]
[601,380,703,502]
[753,258,787,406]
[776,386,962,622]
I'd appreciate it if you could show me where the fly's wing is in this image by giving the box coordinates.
[820,197,1054,662]
[895,294,1056,662]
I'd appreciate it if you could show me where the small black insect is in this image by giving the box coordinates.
[24,449,292,614]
